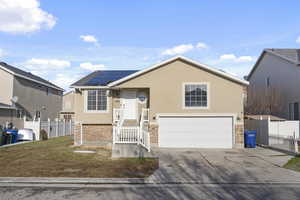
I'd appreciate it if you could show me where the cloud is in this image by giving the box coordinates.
[0,0,56,34]
[24,58,71,70]
[80,35,98,43]
[196,42,208,49]
[162,44,194,55]
[80,62,105,71]
[52,73,81,90]
[219,54,254,63]
[296,36,300,44]
[0,48,6,57]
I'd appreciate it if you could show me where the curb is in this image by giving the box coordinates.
[1,177,300,186]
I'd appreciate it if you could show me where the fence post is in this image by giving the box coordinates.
[69,120,72,135]
[47,118,51,139]
[63,119,66,136]
[294,132,299,153]
[56,118,59,137]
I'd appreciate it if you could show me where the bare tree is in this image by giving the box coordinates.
[245,87,284,116]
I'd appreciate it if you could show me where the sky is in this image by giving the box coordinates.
[0,0,300,91]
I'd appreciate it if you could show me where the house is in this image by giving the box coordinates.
[60,91,75,120]
[247,49,300,120]
[71,56,248,149]
[0,62,64,128]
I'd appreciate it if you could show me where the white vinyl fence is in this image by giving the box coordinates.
[24,118,74,140]
[245,117,299,153]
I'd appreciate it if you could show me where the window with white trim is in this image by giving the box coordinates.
[184,84,208,108]
[87,90,107,111]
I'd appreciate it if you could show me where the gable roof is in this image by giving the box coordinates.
[108,56,249,87]
[247,48,300,80]
[0,62,64,91]
[71,70,139,87]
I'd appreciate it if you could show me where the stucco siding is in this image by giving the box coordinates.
[248,52,300,119]
[62,92,75,112]
[74,90,113,124]
[0,69,13,105]
[116,60,245,123]
[13,76,62,121]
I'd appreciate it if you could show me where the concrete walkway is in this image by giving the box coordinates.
[148,147,300,184]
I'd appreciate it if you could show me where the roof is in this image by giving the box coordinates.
[0,62,64,91]
[245,115,286,121]
[0,103,16,110]
[108,56,249,87]
[71,70,139,87]
[247,48,300,80]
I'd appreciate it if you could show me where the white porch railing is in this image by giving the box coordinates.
[113,126,151,152]
[113,108,124,126]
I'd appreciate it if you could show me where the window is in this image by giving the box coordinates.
[46,88,51,95]
[184,83,208,108]
[86,90,108,111]
[16,110,23,119]
[266,77,270,88]
[35,111,41,118]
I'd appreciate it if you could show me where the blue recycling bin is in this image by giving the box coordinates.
[244,130,256,148]
[5,129,18,144]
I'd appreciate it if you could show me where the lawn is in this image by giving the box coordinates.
[284,155,300,172]
[0,136,158,178]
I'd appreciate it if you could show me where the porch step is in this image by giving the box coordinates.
[112,144,157,158]
[122,120,138,127]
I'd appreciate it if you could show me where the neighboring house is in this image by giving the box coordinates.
[247,49,300,120]
[0,62,64,128]
[71,56,248,149]
[60,91,75,120]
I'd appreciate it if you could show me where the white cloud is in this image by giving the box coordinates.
[80,62,105,71]
[0,0,56,34]
[80,35,98,43]
[24,58,71,70]
[219,54,254,63]
[296,36,300,44]
[162,44,194,55]
[52,73,80,90]
[196,42,208,49]
[0,48,5,57]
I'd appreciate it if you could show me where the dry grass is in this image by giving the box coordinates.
[0,136,158,178]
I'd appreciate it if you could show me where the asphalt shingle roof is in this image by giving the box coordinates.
[71,70,139,86]
[266,48,300,64]
[0,62,63,91]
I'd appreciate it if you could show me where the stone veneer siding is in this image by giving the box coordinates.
[234,123,244,148]
[73,124,112,147]
[74,123,81,145]
[149,124,158,146]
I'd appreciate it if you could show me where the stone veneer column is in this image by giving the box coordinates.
[149,124,158,146]
[235,122,244,148]
[73,123,82,146]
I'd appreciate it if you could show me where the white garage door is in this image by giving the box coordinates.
[159,116,233,148]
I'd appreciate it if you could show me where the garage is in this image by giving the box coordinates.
[158,116,233,148]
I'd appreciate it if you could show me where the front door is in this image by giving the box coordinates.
[121,90,137,120]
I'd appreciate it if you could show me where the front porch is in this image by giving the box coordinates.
[113,107,151,152]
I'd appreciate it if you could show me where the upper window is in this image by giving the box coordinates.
[184,83,208,108]
[86,90,108,111]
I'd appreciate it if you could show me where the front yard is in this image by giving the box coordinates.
[0,136,158,178]
[284,155,300,172]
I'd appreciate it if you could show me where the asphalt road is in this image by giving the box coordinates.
[1,183,300,200]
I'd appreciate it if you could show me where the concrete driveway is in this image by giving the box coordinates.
[148,147,300,184]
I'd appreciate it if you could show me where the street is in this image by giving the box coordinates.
[1,183,300,200]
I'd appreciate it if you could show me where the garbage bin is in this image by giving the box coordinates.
[5,129,18,144]
[244,130,257,148]
[0,128,4,146]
